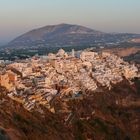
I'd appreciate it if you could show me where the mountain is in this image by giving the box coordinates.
[9,23,103,47]
[8,23,140,48]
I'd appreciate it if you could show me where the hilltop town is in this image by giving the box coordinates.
[0,49,139,113]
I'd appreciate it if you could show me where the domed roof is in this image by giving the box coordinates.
[48,53,56,59]
[57,49,65,56]
[48,53,55,56]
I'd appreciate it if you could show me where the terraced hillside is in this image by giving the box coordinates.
[0,78,140,140]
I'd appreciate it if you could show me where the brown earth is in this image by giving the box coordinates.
[102,47,140,57]
[131,38,140,43]
[0,78,140,140]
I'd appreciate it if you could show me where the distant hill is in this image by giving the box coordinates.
[8,23,140,48]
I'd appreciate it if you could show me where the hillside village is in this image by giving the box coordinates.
[0,49,139,113]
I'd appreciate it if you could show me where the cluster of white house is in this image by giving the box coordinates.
[0,49,139,112]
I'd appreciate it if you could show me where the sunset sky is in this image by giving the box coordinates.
[0,0,140,44]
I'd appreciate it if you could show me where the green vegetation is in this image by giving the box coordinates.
[133,77,140,93]
[13,112,30,125]
[0,45,96,60]
[74,120,85,140]
[90,118,108,134]
[0,128,9,140]
[13,112,48,133]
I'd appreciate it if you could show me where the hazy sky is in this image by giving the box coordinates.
[0,0,140,44]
